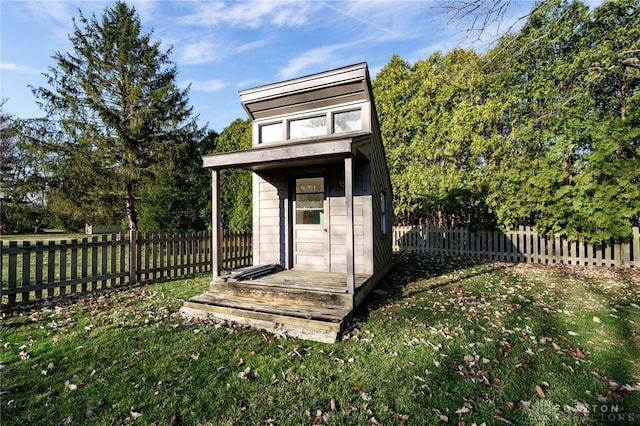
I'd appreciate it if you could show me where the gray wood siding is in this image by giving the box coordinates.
[327,162,373,275]
[254,172,289,267]
[368,122,393,273]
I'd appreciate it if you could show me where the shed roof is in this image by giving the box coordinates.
[239,62,372,121]
[201,133,371,171]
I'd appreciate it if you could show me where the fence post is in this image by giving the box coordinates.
[129,229,138,284]
[633,227,640,268]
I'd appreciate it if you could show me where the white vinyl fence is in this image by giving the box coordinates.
[392,225,640,268]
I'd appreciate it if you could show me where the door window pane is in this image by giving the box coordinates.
[289,115,327,139]
[333,109,362,133]
[296,177,324,224]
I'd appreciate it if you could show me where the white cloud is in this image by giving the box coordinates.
[237,38,271,53]
[129,0,159,23]
[188,79,228,93]
[180,39,227,65]
[323,0,434,42]
[277,42,360,80]
[0,62,42,74]
[179,0,321,28]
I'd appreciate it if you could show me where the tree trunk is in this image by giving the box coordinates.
[125,181,137,230]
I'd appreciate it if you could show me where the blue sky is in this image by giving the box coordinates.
[2,0,546,132]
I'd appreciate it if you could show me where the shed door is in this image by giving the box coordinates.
[293,176,329,270]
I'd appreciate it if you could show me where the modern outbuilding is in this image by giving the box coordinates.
[181,63,393,342]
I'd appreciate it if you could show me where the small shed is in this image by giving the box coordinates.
[181,63,393,342]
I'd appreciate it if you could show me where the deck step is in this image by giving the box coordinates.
[180,295,353,343]
[209,281,353,308]
[187,292,350,321]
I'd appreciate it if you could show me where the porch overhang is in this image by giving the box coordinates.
[202,135,370,171]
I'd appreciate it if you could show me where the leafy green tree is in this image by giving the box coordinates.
[21,1,202,231]
[373,51,497,228]
[211,119,252,232]
[0,102,48,232]
[375,0,638,241]
[484,0,639,241]
[372,55,417,224]
[137,131,216,233]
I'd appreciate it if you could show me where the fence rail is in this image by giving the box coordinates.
[1,230,252,305]
[5,224,637,305]
[393,225,640,268]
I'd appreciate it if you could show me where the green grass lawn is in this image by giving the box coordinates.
[0,231,87,242]
[1,253,638,425]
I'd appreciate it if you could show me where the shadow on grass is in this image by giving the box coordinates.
[356,251,512,315]
[352,253,640,423]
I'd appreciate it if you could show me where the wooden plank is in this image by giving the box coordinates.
[111,236,117,286]
[532,230,539,263]
[344,156,355,294]
[59,241,67,297]
[579,240,588,266]
[22,241,31,302]
[599,240,607,266]
[179,234,185,277]
[527,226,535,263]
[567,239,575,265]
[90,236,98,291]
[180,304,343,344]
[120,235,127,285]
[212,170,221,278]
[613,237,621,267]
[623,236,631,267]
[633,227,640,268]
[129,230,137,283]
[70,239,78,294]
[81,238,89,292]
[35,242,43,299]
[158,235,165,279]
[2,272,130,296]
[195,232,201,274]
[7,241,17,303]
[202,138,353,169]
[99,235,107,288]
[47,241,55,298]
[186,293,349,322]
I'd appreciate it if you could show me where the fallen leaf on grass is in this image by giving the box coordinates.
[238,367,251,379]
[19,346,30,360]
[494,415,514,424]
[130,410,143,420]
[59,415,73,425]
[393,413,410,423]
[535,385,545,398]
[570,348,586,359]
[310,410,322,425]
[456,406,471,415]
[326,398,336,412]
[433,408,448,422]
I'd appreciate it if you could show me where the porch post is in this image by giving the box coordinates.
[211,169,221,278]
[344,156,355,294]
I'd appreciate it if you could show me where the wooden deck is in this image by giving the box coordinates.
[180,268,378,343]
[235,269,370,292]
